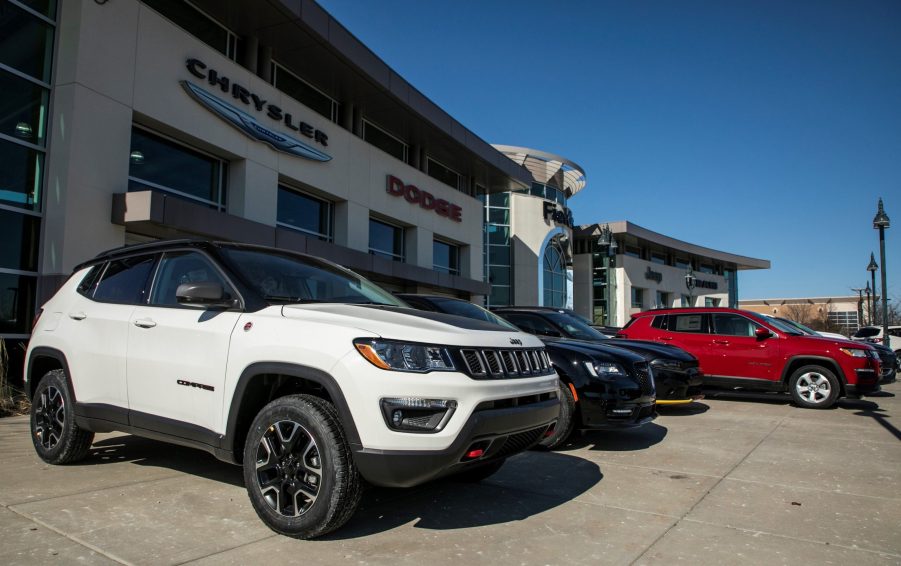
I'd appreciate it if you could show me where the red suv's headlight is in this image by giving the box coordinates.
[839,347,868,358]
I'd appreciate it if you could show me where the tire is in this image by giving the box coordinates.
[539,380,576,449]
[30,369,94,464]
[453,458,506,482]
[243,394,362,539]
[788,365,840,409]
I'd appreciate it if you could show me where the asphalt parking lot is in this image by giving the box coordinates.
[2,382,900,566]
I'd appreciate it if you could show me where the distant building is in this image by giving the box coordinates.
[740,296,864,334]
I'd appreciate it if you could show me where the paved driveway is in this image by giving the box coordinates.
[2,382,900,565]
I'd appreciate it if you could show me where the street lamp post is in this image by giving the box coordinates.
[866,252,878,325]
[596,224,618,326]
[851,287,865,329]
[864,281,872,325]
[873,198,890,340]
[684,265,696,307]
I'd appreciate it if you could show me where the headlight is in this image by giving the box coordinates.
[354,339,455,372]
[839,347,869,358]
[585,361,625,378]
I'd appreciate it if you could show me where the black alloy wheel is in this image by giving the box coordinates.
[30,369,94,464]
[34,385,65,451]
[255,420,322,517]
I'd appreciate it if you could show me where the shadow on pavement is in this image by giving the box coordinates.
[656,402,710,416]
[324,451,602,539]
[83,435,245,488]
[548,422,668,453]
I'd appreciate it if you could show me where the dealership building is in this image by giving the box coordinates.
[0,0,769,379]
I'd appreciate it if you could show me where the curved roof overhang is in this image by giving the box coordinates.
[492,145,587,198]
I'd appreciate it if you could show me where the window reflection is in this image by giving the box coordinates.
[0,4,54,82]
[0,139,42,210]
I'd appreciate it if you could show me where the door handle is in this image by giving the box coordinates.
[68,312,87,321]
[659,336,673,341]
[133,318,157,329]
[713,339,730,345]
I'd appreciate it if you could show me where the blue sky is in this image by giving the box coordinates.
[318,0,900,301]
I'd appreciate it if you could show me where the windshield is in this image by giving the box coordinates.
[431,298,519,330]
[853,327,880,338]
[546,312,609,341]
[775,318,817,336]
[219,247,405,306]
[752,313,803,335]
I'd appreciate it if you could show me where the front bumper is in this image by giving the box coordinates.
[848,368,881,396]
[352,398,559,487]
[654,366,703,401]
[575,374,657,429]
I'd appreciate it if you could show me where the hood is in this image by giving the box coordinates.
[543,337,646,364]
[281,303,544,348]
[607,338,697,361]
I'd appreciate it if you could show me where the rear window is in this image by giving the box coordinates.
[651,315,667,329]
[77,264,105,297]
[854,327,881,338]
[92,256,156,304]
[671,313,707,333]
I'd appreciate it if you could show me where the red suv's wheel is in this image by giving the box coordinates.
[788,365,840,409]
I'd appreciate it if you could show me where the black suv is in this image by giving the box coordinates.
[398,295,656,448]
[492,307,703,405]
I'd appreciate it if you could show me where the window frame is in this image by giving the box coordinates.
[362,118,408,163]
[426,156,463,192]
[432,238,461,275]
[85,254,158,306]
[128,125,228,210]
[270,61,339,122]
[368,217,406,262]
[276,184,334,242]
[146,249,241,310]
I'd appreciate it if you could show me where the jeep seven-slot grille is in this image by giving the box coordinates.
[633,362,655,396]
[457,348,553,379]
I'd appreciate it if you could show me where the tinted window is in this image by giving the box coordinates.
[150,251,229,307]
[0,272,36,333]
[142,0,230,57]
[651,315,667,329]
[433,240,460,274]
[0,70,49,146]
[277,186,332,240]
[430,298,517,329]
[711,313,759,337]
[853,327,880,338]
[0,208,39,271]
[0,138,43,211]
[77,265,104,297]
[670,314,707,333]
[369,218,404,261]
[0,4,54,82]
[501,313,560,336]
[93,256,155,304]
[545,312,607,340]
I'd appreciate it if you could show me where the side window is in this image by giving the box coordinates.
[502,313,560,336]
[651,315,667,330]
[93,256,156,304]
[149,251,230,307]
[712,313,759,337]
[670,314,708,334]
[77,264,105,297]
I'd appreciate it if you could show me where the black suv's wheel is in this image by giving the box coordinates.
[30,369,94,464]
[539,380,575,450]
[243,394,362,539]
[788,365,840,409]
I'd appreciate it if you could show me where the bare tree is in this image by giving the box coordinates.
[782,303,816,327]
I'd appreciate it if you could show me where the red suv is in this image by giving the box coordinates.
[618,308,881,409]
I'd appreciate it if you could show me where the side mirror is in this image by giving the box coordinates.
[755,327,774,340]
[176,282,234,308]
[540,329,563,338]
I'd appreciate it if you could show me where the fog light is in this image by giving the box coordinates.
[380,398,457,433]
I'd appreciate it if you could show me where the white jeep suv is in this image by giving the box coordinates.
[26,240,559,538]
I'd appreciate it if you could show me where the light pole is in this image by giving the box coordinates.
[873,198,890,339]
[866,252,878,325]
[851,287,865,329]
[684,265,696,307]
[596,224,618,325]
[864,281,872,325]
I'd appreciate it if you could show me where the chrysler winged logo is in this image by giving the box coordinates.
[509,338,523,346]
[181,81,332,162]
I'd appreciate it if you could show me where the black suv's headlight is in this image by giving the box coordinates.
[354,339,455,372]
[585,361,626,379]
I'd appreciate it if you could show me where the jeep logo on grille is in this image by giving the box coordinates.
[509,338,523,346]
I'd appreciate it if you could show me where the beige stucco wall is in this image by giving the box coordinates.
[42,0,483,281]
[509,192,572,306]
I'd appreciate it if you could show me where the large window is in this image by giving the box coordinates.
[142,0,239,60]
[271,62,337,122]
[655,291,670,309]
[1,0,56,340]
[369,218,404,262]
[277,185,332,241]
[362,120,407,163]
[484,191,512,307]
[543,240,567,308]
[128,127,226,209]
[427,157,462,192]
[433,239,460,275]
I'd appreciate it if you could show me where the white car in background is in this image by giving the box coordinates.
[852,326,901,352]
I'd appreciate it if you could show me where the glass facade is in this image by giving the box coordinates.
[363,120,407,163]
[427,157,462,192]
[368,218,404,261]
[277,185,332,241]
[0,0,55,339]
[543,239,567,308]
[482,192,511,307]
[272,62,337,122]
[142,0,238,60]
[433,240,460,275]
[516,182,567,206]
[128,127,226,209]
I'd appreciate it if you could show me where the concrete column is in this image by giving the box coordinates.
[242,35,259,74]
[462,243,480,280]
[340,102,354,131]
[351,106,363,137]
[258,45,273,82]
[227,160,278,226]
[410,144,421,169]
[335,200,369,252]
[418,146,427,173]
[406,227,433,268]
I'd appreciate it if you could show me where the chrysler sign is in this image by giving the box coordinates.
[182,58,331,161]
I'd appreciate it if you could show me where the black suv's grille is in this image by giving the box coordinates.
[633,362,656,395]
[456,348,553,379]
[494,426,547,458]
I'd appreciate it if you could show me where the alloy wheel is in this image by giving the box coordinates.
[255,420,322,517]
[35,386,65,450]
[795,372,831,404]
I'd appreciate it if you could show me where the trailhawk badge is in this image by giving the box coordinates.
[181,80,332,162]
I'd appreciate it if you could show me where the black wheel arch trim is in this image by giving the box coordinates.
[222,362,361,461]
[27,347,76,401]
